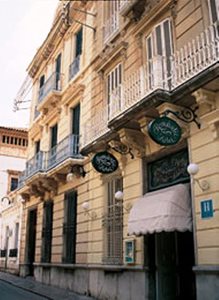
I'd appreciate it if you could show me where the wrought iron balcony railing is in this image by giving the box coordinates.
[47,134,81,170]
[38,71,62,103]
[25,151,46,179]
[82,22,219,148]
[18,134,82,187]
[69,55,80,81]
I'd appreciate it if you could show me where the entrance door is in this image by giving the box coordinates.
[156,232,177,300]
[147,232,195,300]
[26,209,37,276]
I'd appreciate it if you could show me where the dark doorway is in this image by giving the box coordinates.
[26,209,37,276]
[62,190,77,264]
[145,231,196,300]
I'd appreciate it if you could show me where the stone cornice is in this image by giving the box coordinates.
[27,7,70,79]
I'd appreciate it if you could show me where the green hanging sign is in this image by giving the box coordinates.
[148,116,182,146]
[92,151,118,174]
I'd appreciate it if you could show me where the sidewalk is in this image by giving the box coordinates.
[0,271,96,300]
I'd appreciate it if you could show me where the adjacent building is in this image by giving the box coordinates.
[17,1,219,299]
[0,126,28,274]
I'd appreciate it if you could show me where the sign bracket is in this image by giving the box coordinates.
[162,106,201,129]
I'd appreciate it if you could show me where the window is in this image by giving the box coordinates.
[55,53,62,90]
[146,19,173,90]
[41,201,53,263]
[107,63,122,119]
[49,124,58,167]
[39,75,45,100]
[1,135,27,147]
[103,177,123,265]
[14,223,19,249]
[10,177,18,191]
[72,104,80,154]
[103,1,120,43]
[208,0,219,23]
[63,190,77,263]
[69,28,83,81]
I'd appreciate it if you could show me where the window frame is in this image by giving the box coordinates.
[102,176,123,265]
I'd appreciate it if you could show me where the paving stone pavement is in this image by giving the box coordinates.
[0,271,96,300]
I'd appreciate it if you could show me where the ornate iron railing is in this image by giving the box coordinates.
[18,134,82,187]
[38,71,62,103]
[69,55,80,81]
[47,134,81,170]
[172,21,219,88]
[82,22,219,147]
[25,151,46,178]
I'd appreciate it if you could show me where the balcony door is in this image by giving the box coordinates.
[72,104,80,154]
[26,209,37,276]
[50,124,58,167]
[146,19,173,90]
[55,53,62,90]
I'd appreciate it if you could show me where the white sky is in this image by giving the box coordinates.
[0,0,59,128]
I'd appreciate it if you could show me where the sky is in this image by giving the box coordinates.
[0,0,59,128]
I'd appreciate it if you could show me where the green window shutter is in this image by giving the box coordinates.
[41,201,53,263]
[51,124,58,149]
[63,191,77,263]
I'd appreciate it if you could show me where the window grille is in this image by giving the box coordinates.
[103,177,123,265]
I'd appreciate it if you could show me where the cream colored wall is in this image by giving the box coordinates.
[189,92,219,265]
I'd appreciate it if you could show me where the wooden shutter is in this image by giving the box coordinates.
[63,191,77,263]
[41,201,53,263]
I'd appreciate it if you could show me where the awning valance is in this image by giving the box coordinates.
[128,184,192,236]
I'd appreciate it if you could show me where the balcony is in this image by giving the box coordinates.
[18,134,83,193]
[47,134,81,170]
[119,0,140,16]
[25,151,46,179]
[69,55,80,81]
[103,12,119,44]
[38,72,62,113]
[82,106,109,149]
[82,22,219,149]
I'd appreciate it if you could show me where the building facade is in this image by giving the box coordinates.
[17,1,218,299]
[0,126,28,274]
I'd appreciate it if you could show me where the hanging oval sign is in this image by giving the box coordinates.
[148,116,182,146]
[92,151,118,174]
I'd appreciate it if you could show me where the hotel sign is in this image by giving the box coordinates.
[92,151,118,174]
[148,116,182,146]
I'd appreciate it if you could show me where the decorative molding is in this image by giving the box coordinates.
[192,89,216,116]
[96,41,128,73]
[61,83,85,107]
[119,128,147,158]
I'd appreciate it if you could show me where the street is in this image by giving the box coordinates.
[0,280,47,300]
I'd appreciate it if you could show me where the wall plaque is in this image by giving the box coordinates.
[147,149,189,191]
[92,151,118,174]
[148,116,182,146]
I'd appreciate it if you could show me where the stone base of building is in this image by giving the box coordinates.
[194,265,219,300]
[33,263,147,300]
